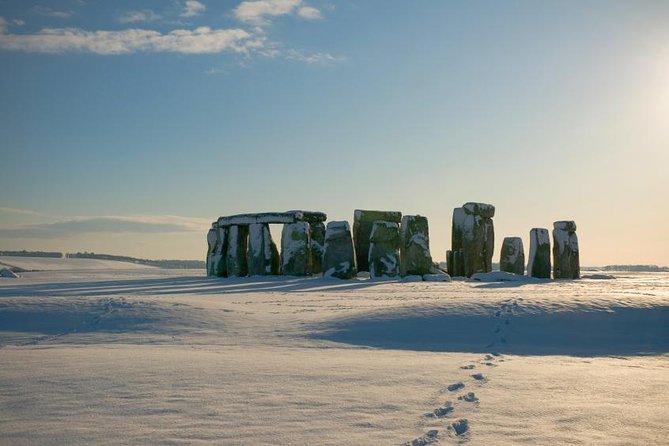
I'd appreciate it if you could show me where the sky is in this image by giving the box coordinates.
[0,0,668,265]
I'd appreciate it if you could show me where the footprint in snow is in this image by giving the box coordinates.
[447,382,465,391]
[432,402,454,418]
[471,373,486,381]
[458,392,479,403]
[449,419,469,437]
[460,364,475,370]
[404,429,439,446]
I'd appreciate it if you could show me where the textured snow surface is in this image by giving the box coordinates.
[0,256,155,271]
[1,268,668,445]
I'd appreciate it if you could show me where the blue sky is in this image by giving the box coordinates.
[1,0,668,264]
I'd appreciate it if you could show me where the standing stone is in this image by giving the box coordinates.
[206,227,219,277]
[527,228,551,279]
[310,222,326,275]
[247,223,280,276]
[226,225,249,277]
[369,221,400,278]
[322,221,357,279]
[353,210,402,272]
[449,207,466,277]
[499,237,525,275]
[281,222,312,276]
[399,215,432,276]
[461,202,495,278]
[552,221,580,279]
[206,226,228,277]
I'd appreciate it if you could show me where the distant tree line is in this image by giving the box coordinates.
[0,250,63,258]
[601,265,669,272]
[66,252,205,269]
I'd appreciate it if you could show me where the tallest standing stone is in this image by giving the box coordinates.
[552,221,580,279]
[461,202,495,277]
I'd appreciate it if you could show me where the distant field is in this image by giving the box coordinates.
[0,256,156,271]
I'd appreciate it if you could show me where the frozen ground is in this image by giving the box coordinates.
[0,260,668,445]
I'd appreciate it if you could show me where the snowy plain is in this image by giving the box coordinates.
[0,257,668,445]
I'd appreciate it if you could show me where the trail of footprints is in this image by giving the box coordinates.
[403,299,519,445]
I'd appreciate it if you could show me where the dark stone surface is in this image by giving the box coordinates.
[527,228,551,279]
[499,236,525,275]
[226,225,249,277]
[399,215,432,276]
[281,222,312,276]
[322,221,357,279]
[353,209,402,272]
[369,221,400,278]
[553,221,580,279]
[247,223,280,276]
[310,222,326,275]
[461,203,495,277]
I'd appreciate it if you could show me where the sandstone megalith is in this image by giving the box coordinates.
[499,237,525,275]
[353,210,402,272]
[281,222,312,276]
[322,221,357,279]
[369,221,400,278]
[527,228,551,279]
[399,215,432,276]
[552,221,580,279]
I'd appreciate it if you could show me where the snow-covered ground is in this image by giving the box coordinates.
[1,261,668,445]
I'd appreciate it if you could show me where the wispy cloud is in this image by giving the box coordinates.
[0,206,42,216]
[234,0,321,25]
[285,48,342,64]
[0,23,258,55]
[297,6,321,20]
[118,9,162,24]
[181,0,206,18]
[0,215,211,238]
[33,6,75,19]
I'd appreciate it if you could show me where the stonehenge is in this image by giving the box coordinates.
[527,228,551,278]
[552,221,580,279]
[499,237,525,275]
[322,221,357,279]
[206,208,581,281]
[449,202,495,277]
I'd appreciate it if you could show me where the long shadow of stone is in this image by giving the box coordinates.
[0,276,386,298]
[311,305,669,356]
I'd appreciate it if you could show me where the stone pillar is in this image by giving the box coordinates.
[450,207,466,277]
[499,236,525,275]
[461,202,495,278]
[247,223,280,276]
[206,226,228,277]
[552,221,580,279]
[353,210,402,272]
[226,225,249,277]
[206,227,218,277]
[281,222,312,276]
[527,228,551,278]
[369,221,400,278]
[322,221,357,279]
[310,222,326,275]
[399,215,432,276]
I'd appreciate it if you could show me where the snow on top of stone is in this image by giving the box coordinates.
[462,202,495,218]
[553,221,577,232]
[531,228,550,245]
